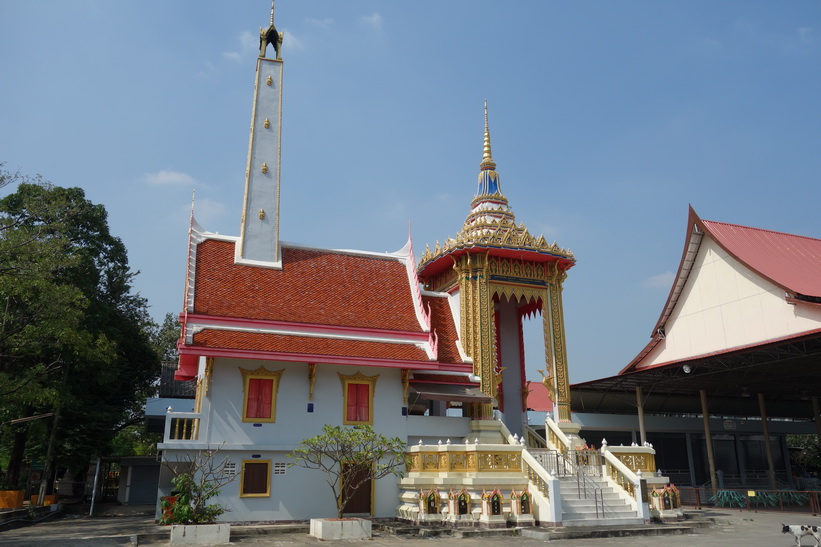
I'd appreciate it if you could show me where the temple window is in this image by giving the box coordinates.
[240,460,271,497]
[338,372,379,425]
[239,366,284,423]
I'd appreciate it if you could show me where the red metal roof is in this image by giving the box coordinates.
[701,218,821,298]
[526,381,554,412]
[193,240,423,332]
[620,207,821,376]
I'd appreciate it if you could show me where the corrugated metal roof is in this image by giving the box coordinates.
[702,219,821,298]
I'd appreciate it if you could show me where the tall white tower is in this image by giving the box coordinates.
[238,3,284,267]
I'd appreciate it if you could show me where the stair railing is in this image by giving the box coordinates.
[601,448,648,519]
[545,416,572,454]
[523,424,548,449]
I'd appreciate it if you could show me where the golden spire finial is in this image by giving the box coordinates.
[481,100,496,170]
[260,0,283,59]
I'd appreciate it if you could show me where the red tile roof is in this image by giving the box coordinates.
[192,329,428,361]
[193,240,422,331]
[702,218,821,298]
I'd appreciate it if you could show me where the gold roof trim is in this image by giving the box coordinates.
[419,215,574,266]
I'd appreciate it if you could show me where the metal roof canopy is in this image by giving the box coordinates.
[409,383,494,403]
[571,332,821,420]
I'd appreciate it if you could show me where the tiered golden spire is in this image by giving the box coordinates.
[417,103,574,268]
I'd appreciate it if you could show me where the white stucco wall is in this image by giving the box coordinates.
[639,236,821,368]
[161,358,412,520]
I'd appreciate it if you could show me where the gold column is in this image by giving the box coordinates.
[547,264,572,422]
[455,253,497,419]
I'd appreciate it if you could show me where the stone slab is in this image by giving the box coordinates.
[310,517,372,539]
[170,523,231,544]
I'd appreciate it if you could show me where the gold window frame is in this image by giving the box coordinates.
[239,366,284,423]
[338,371,379,425]
[240,459,271,497]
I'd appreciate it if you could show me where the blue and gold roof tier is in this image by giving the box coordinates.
[418,103,575,278]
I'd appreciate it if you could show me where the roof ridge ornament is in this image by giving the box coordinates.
[259,0,284,59]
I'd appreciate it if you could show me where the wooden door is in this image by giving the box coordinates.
[341,463,372,515]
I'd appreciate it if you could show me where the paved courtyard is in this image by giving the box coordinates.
[1,508,820,546]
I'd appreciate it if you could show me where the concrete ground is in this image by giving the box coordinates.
[1,507,820,546]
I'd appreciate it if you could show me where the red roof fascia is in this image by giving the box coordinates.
[175,353,199,381]
[419,246,575,279]
[699,217,821,298]
[619,335,662,375]
[193,241,423,331]
[183,313,430,343]
[411,373,477,385]
[179,345,471,372]
[620,327,821,375]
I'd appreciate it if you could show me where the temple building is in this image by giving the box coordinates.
[157,6,662,527]
[571,208,821,493]
[155,4,821,528]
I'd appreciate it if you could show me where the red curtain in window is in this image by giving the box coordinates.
[346,383,369,422]
[247,378,273,419]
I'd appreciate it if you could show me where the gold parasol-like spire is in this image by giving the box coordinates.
[481,100,496,170]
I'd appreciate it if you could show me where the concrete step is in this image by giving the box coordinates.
[560,490,623,500]
[561,517,648,527]
[522,522,696,539]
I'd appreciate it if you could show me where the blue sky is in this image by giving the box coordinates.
[2,1,819,384]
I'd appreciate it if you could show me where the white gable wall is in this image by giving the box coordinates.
[639,236,821,368]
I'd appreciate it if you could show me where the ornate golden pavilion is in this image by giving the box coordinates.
[417,103,576,428]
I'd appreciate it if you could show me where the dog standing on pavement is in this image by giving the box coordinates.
[782,524,821,546]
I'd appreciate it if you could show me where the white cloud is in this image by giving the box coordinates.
[192,198,228,226]
[797,27,814,45]
[282,29,304,51]
[177,197,229,229]
[361,12,382,30]
[693,36,722,54]
[239,30,257,53]
[223,31,259,63]
[306,17,334,29]
[144,170,197,186]
[197,61,216,78]
[643,271,675,289]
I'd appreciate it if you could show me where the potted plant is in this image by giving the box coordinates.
[161,448,237,544]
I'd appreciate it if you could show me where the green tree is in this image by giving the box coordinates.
[788,434,821,476]
[288,425,406,518]
[0,170,160,488]
[151,312,180,364]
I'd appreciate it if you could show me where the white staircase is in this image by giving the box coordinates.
[558,474,644,527]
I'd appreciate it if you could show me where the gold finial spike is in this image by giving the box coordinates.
[270,0,275,26]
[481,100,495,169]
